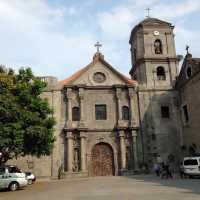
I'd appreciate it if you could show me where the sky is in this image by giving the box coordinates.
[0,0,199,80]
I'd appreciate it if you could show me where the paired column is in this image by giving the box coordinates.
[116,88,122,123]
[132,130,139,170]
[66,88,73,127]
[128,88,136,126]
[119,131,126,170]
[66,132,74,172]
[80,132,87,171]
[79,88,85,127]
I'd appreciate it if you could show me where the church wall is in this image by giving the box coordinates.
[138,90,181,168]
[84,89,118,129]
[179,72,200,155]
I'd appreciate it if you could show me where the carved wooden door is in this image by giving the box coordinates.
[90,143,114,176]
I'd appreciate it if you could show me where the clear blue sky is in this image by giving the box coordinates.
[0,0,199,80]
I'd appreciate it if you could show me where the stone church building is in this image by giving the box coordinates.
[9,17,200,178]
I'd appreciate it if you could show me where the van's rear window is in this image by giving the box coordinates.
[184,159,198,165]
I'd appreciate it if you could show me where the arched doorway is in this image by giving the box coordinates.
[89,142,114,176]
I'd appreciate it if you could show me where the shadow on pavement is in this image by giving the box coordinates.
[127,174,200,195]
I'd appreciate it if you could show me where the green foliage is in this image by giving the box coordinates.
[0,67,55,164]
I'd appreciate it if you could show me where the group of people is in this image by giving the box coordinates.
[153,162,173,179]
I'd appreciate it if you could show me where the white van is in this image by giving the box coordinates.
[183,157,200,177]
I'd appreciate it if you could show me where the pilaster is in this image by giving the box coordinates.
[119,130,126,170]
[66,132,74,172]
[80,132,87,172]
[131,130,139,171]
[79,88,85,128]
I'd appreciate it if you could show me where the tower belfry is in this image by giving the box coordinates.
[129,18,180,166]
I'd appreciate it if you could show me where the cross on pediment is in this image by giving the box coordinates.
[94,41,102,53]
[145,7,151,18]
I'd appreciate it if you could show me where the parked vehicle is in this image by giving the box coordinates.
[0,165,28,191]
[183,156,200,177]
[25,172,36,184]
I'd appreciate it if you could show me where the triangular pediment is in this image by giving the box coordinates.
[60,53,136,87]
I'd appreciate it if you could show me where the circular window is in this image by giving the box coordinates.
[93,72,106,83]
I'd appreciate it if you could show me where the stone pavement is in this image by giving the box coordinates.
[0,175,200,200]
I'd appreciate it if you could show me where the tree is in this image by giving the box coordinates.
[0,66,55,165]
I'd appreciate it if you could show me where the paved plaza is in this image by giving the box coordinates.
[0,175,200,200]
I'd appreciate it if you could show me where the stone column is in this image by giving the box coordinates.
[129,87,137,127]
[116,88,122,123]
[128,88,135,121]
[66,88,73,127]
[80,132,87,171]
[132,130,139,170]
[79,88,85,127]
[119,131,126,170]
[66,132,74,172]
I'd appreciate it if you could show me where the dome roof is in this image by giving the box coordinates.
[129,17,173,43]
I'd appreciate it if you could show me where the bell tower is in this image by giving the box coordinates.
[129,18,181,167]
[129,18,179,89]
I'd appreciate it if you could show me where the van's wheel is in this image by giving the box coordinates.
[189,175,193,179]
[9,182,19,191]
[28,179,33,185]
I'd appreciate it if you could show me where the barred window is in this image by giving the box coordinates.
[161,106,170,118]
[72,107,80,121]
[122,106,130,120]
[157,66,166,80]
[183,105,189,123]
[95,105,107,120]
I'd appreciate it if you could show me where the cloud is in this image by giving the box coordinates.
[0,0,199,80]
[153,0,200,19]
[0,0,96,79]
[97,6,137,40]
[175,22,200,57]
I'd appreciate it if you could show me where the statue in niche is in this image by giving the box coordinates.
[73,148,79,172]
[73,134,80,172]
[154,39,162,54]
[125,132,132,170]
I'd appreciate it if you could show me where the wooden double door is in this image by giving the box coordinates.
[90,143,114,176]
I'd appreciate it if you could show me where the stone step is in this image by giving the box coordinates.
[62,171,88,179]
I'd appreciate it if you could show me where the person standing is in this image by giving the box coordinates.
[153,163,160,176]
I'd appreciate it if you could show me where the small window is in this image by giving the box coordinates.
[161,106,170,118]
[72,107,80,121]
[95,105,107,120]
[151,134,156,141]
[154,39,163,54]
[186,67,192,78]
[183,105,189,123]
[157,66,166,80]
[122,106,130,120]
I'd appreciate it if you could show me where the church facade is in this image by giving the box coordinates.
[9,17,200,178]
